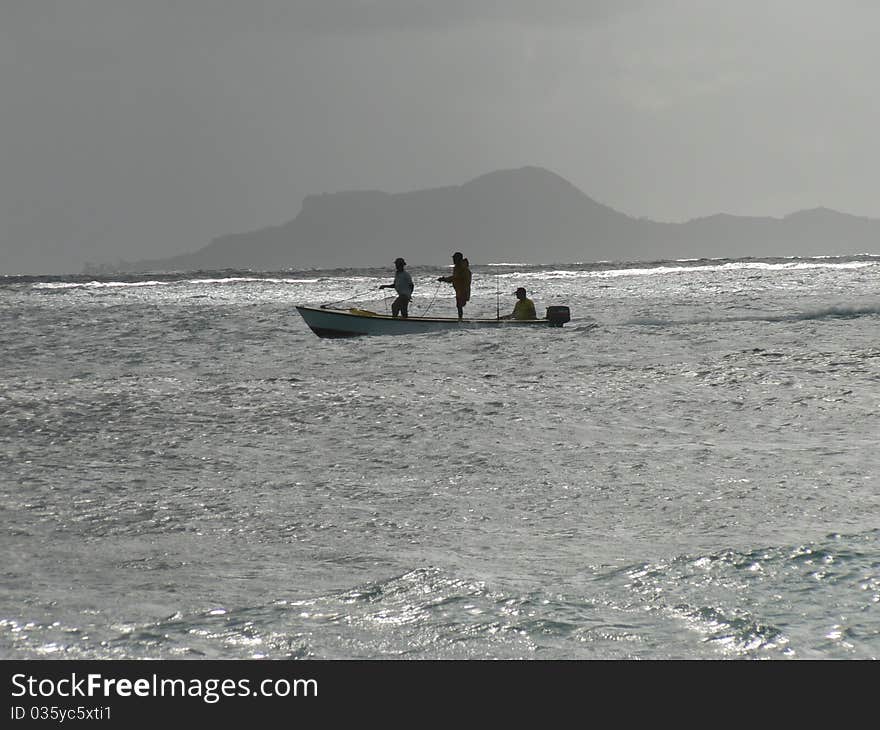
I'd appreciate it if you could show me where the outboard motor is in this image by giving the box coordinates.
[545,305,571,327]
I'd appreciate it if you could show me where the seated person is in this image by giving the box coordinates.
[502,287,537,320]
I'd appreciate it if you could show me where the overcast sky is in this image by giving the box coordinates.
[3,0,880,273]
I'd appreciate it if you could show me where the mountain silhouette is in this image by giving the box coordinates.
[114,166,880,272]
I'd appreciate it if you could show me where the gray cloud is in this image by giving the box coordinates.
[3,1,880,273]
[277,0,651,34]
[1,1,651,37]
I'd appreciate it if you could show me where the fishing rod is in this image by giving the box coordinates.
[319,286,378,309]
[413,279,443,316]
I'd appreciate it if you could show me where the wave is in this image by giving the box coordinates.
[593,259,877,279]
[3,253,879,290]
[626,303,880,327]
[618,529,879,658]
[29,276,321,290]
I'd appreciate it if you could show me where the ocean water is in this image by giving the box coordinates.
[1,255,878,660]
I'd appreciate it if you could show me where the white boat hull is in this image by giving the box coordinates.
[296,306,569,338]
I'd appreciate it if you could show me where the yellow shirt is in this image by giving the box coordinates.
[512,297,536,320]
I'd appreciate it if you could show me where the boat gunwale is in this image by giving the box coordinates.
[295,304,548,325]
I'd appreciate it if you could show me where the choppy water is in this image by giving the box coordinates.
[1,255,879,659]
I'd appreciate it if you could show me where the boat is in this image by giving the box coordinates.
[296,305,572,338]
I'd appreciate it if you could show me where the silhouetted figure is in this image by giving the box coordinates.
[437,251,471,320]
[379,257,414,318]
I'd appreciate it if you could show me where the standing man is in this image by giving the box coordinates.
[437,251,472,320]
[501,287,537,320]
[379,257,414,318]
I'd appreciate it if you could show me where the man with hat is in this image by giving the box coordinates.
[437,251,472,320]
[379,257,414,318]
[501,287,537,320]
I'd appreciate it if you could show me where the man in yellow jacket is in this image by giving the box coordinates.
[437,251,472,320]
[502,287,537,320]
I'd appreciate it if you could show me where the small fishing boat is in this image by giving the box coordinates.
[296,305,572,338]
